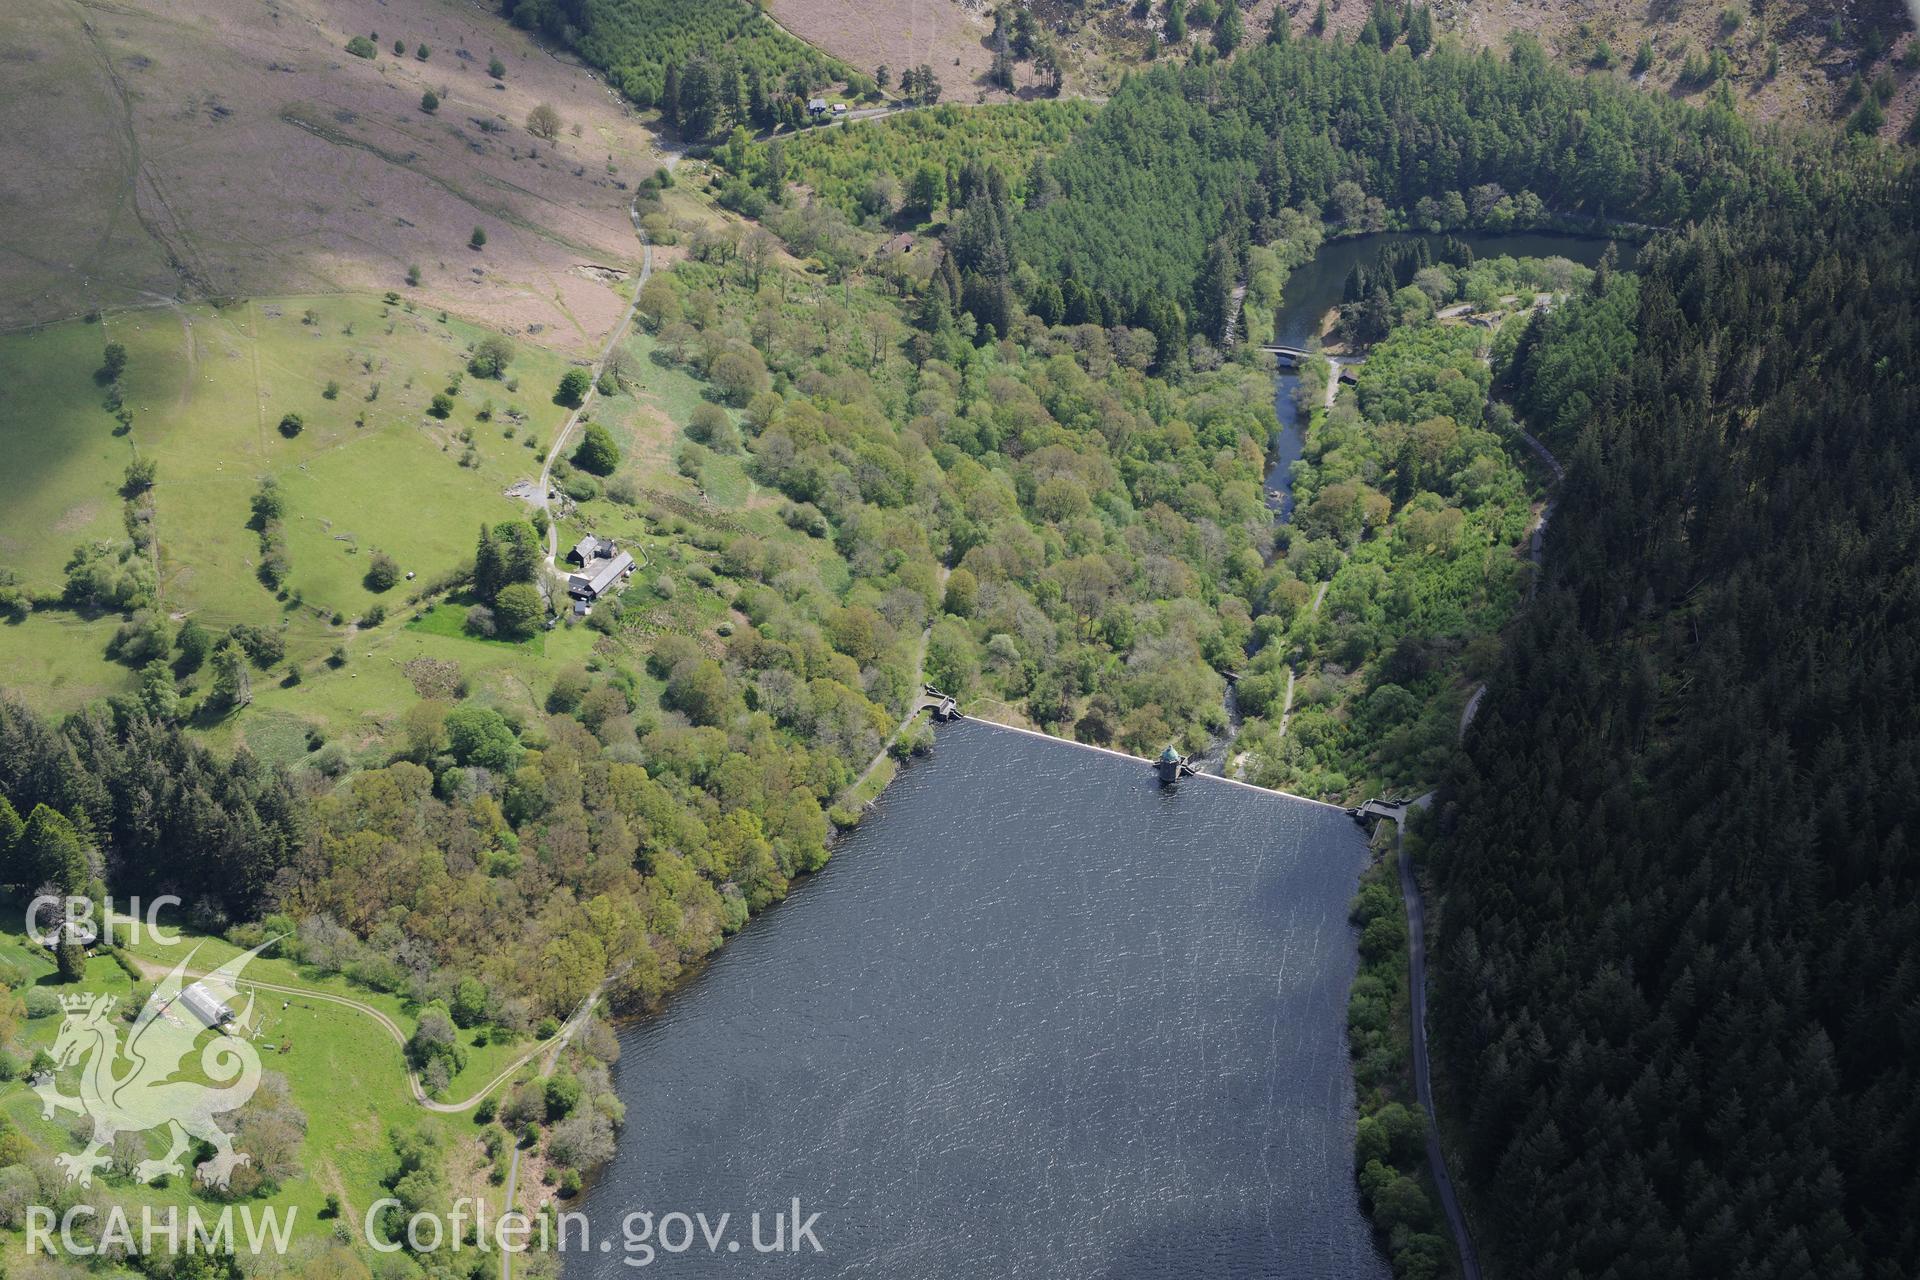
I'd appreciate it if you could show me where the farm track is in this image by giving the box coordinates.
[535,187,653,571]
[128,955,601,1116]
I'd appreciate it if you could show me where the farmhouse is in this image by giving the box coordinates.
[566,536,635,601]
[807,98,828,117]
[568,534,615,566]
[179,982,235,1030]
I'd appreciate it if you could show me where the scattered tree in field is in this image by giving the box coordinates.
[572,423,621,475]
[469,334,516,379]
[97,342,129,386]
[416,43,430,60]
[137,658,180,722]
[709,348,770,405]
[174,619,211,673]
[226,623,285,669]
[472,521,541,608]
[526,103,562,141]
[688,403,739,452]
[420,90,439,113]
[406,1006,465,1078]
[209,641,252,710]
[451,978,490,1027]
[363,551,400,592]
[429,392,455,419]
[489,55,506,79]
[555,367,592,407]
[346,35,377,58]
[121,458,157,496]
[277,412,304,438]
[56,939,86,981]
[469,225,488,250]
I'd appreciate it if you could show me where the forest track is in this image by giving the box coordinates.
[1459,684,1486,740]
[1365,798,1482,1280]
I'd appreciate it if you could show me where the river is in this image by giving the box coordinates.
[1263,230,1637,518]
[571,720,1387,1279]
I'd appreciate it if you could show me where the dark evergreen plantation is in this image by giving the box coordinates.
[0,698,302,916]
[1433,182,1920,1277]
[1017,32,1777,350]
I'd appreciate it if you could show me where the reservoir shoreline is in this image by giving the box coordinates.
[574,718,1391,1278]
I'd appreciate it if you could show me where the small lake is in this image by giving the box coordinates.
[572,720,1387,1279]
[1264,230,1637,519]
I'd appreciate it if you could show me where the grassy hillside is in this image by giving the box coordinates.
[0,0,658,337]
[0,163,857,770]
[0,297,578,711]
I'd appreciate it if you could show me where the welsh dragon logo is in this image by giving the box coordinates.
[33,942,270,1189]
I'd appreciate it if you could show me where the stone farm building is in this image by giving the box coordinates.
[566,536,635,602]
[568,535,614,566]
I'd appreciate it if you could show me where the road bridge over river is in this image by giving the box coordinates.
[1261,343,1363,379]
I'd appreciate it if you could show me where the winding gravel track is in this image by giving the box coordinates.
[534,189,655,573]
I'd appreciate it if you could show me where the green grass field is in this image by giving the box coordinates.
[408,600,546,651]
[0,296,574,629]
[0,294,616,736]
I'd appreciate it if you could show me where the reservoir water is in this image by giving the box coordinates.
[1263,231,1636,519]
[573,720,1388,1279]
